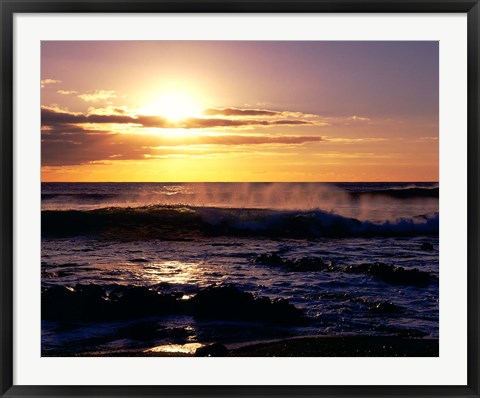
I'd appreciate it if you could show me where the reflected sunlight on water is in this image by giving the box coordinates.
[144,342,204,354]
[139,261,204,285]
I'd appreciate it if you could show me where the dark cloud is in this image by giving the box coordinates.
[177,118,312,129]
[41,123,322,166]
[41,107,141,125]
[203,108,282,117]
[42,107,312,130]
[41,107,322,166]
[270,119,312,126]
[42,127,118,166]
[185,135,322,145]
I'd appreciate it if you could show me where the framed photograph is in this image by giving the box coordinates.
[1,1,479,397]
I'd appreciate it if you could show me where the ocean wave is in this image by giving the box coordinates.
[41,185,438,204]
[41,182,439,216]
[41,205,439,239]
[42,193,120,201]
[352,187,438,198]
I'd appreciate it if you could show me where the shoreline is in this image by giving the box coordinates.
[48,335,439,357]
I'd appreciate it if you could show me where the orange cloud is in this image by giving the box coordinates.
[57,90,79,95]
[78,90,118,102]
[42,106,316,129]
[41,118,323,166]
[41,79,61,88]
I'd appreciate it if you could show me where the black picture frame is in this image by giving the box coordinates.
[1,1,479,397]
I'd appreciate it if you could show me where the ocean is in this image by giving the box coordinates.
[41,182,439,356]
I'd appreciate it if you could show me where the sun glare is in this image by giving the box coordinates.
[141,92,202,122]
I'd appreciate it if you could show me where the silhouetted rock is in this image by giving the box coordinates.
[42,284,305,325]
[195,343,228,357]
[420,242,434,251]
[252,253,284,267]
[75,283,105,300]
[289,257,332,272]
[42,286,76,320]
[343,262,433,287]
[191,285,305,325]
[252,253,332,272]
[42,285,186,321]
[266,298,306,324]
[42,284,108,321]
[113,286,182,318]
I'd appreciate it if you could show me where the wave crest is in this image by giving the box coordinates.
[42,205,439,239]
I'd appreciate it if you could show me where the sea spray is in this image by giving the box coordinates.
[41,182,438,222]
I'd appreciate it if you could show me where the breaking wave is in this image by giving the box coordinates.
[42,205,439,239]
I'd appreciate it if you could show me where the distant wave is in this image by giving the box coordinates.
[351,187,438,199]
[42,193,120,201]
[41,186,439,204]
[42,205,439,239]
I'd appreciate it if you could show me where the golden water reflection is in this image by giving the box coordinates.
[144,342,204,354]
[138,261,204,285]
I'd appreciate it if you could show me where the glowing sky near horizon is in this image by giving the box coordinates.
[41,41,438,182]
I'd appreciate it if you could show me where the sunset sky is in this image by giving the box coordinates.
[41,41,438,182]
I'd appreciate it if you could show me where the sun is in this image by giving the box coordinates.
[140,92,202,122]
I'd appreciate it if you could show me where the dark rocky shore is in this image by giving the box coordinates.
[68,335,438,357]
[42,276,437,357]
[42,284,305,324]
[228,335,438,357]
[252,253,435,286]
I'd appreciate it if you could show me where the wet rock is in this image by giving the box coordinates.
[191,285,305,325]
[420,242,434,251]
[343,262,432,287]
[252,253,331,272]
[75,283,106,300]
[252,253,284,267]
[105,284,129,299]
[113,286,182,318]
[42,284,305,325]
[42,285,76,320]
[192,285,255,320]
[289,257,332,272]
[42,284,108,321]
[42,284,186,321]
[195,343,228,357]
[266,298,306,324]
